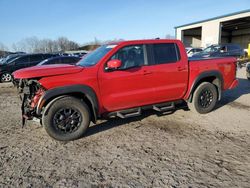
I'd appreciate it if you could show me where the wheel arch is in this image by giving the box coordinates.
[188,70,224,102]
[37,85,99,123]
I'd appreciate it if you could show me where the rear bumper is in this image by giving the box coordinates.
[228,79,238,89]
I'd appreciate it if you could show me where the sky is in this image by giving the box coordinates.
[0,0,249,49]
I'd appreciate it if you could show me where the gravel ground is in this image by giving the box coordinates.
[0,68,249,188]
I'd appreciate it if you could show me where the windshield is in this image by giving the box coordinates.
[0,58,5,64]
[203,45,220,53]
[77,45,116,67]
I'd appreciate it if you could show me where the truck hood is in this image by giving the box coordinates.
[13,64,84,79]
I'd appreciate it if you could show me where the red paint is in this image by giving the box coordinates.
[228,79,238,89]
[14,64,84,79]
[13,39,238,116]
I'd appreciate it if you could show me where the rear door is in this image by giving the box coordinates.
[145,43,188,102]
[12,56,30,71]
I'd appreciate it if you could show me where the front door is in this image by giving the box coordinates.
[98,44,156,112]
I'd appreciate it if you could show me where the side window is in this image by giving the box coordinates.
[152,43,180,65]
[196,49,202,52]
[50,59,60,64]
[14,56,29,65]
[110,45,145,69]
[30,55,44,62]
[62,58,74,64]
[43,54,54,59]
[228,45,239,52]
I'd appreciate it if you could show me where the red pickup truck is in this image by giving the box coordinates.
[13,39,238,141]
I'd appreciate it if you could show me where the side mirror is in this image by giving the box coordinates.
[106,59,122,70]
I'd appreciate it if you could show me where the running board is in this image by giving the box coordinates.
[106,101,181,119]
[116,108,142,119]
[153,102,175,112]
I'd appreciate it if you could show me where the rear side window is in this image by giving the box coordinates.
[49,59,61,64]
[43,54,54,59]
[14,56,30,64]
[194,49,202,53]
[152,43,180,65]
[62,57,80,64]
[30,55,44,62]
[227,45,240,52]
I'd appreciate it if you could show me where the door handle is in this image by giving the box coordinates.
[177,67,186,71]
[143,70,153,75]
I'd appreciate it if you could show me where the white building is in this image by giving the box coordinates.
[175,9,250,49]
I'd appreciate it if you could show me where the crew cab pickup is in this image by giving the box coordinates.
[13,40,238,141]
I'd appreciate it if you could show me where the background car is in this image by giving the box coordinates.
[0,53,55,82]
[192,44,244,58]
[37,56,81,66]
[246,63,250,80]
[186,47,203,57]
[0,53,25,65]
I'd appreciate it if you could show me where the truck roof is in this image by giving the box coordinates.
[107,39,181,45]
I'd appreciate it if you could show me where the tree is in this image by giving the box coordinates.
[0,42,8,51]
[165,34,175,39]
[11,36,79,53]
[56,37,79,51]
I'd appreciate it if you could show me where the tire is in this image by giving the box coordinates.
[246,72,250,80]
[1,73,12,82]
[188,82,218,114]
[42,96,90,141]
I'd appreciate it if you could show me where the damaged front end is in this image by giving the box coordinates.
[15,79,45,127]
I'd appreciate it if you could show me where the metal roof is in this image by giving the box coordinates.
[175,9,250,29]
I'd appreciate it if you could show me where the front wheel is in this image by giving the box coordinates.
[42,96,90,141]
[188,82,218,114]
[1,73,12,82]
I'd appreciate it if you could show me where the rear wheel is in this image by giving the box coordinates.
[1,73,12,82]
[188,82,218,114]
[42,96,90,141]
[247,72,250,80]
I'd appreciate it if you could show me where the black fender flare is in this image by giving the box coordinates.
[36,85,99,122]
[188,70,224,102]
